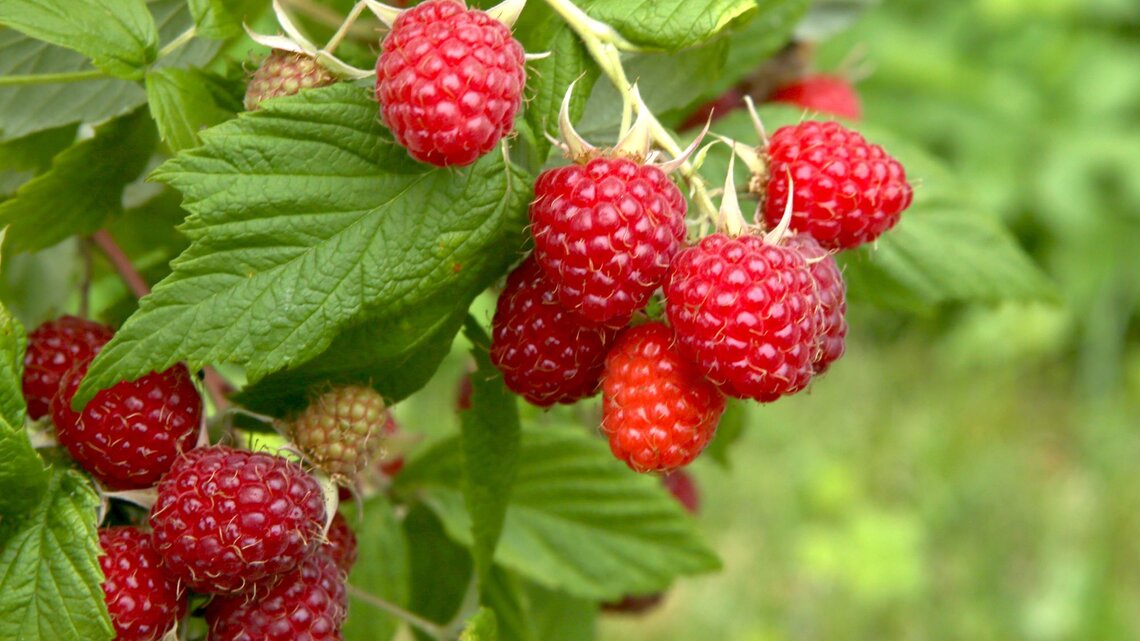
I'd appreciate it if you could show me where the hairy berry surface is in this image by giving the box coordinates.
[244,49,337,111]
[149,446,326,595]
[601,322,724,473]
[665,233,819,402]
[763,120,913,249]
[51,363,201,490]
[205,550,347,641]
[22,316,113,420]
[325,512,358,574]
[787,233,848,374]
[490,256,620,406]
[290,384,389,481]
[769,75,862,120]
[98,526,186,641]
[376,0,525,166]
[530,157,687,325]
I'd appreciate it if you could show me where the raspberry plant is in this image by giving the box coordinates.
[0,1,1053,640]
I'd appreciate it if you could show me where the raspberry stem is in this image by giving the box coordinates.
[347,584,449,640]
[544,0,720,226]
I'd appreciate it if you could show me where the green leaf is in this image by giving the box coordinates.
[0,0,158,80]
[581,0,756,51]
[703,398,747,468]
[236,290,467,414]
[145,67,238,152]
[0,275,48,516]
[460,318,521,590]
[397,427,721,600]
[189,0,241,39]
[795,0,880,40]
[342,496,409,641]
[712,0,809,97]
[517,21,598,163]
[405,505,472,633]
[0,31,146,142]
[525,582,595,641]
[460,608,499,641]
[0,125,77,173]
[0,469,113,641]
[0,108,158,254]
[77,84,531,406]
[842,208,1057,308]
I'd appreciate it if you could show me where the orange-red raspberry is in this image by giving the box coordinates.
[769,74,862,121]
[601,322,724,473]
[375,0,526,167]
[665,233,819,402]
[763,120,912,250]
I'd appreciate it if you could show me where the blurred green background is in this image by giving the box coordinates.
[595,0,1140,640]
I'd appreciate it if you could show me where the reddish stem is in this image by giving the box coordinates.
[92,229,230,412]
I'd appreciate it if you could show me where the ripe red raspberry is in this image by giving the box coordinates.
[244,49,337,111]
[289,384,390,482]
[665,233,819,402]
[762,120,913,250]
[601,322,724,472]
[324,512,358,574]
[22,316,113,420]
[51,363,201,490]
[98,526,186,641]
[375,0,526,167]
[204,549,347,641]
[769,74,862,121]
[661,470,700,514]
[490,256,620,407]
[530,157,688,325]
[149,446,327,595]
[786,233,847,374]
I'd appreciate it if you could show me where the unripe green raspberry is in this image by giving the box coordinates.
[289,384,391,482]
[244,49,337,111]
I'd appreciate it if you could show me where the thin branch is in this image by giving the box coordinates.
[347,584,448,640]
[91,229,230,411]
[0,69,106,86]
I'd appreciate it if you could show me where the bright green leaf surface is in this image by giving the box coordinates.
[460,319,521,590]
[145,67,237,152]
[0,469,112,641]
[0,284,47,516]
[0,109,158,254]
[342,496,409,641]
[0,0,158,80]
[398,428,720,600]
[582,0,756,51]
[189,0,240,39]
[460,608,499,641]
[77,84,531,406]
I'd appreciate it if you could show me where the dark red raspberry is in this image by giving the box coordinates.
[244,49,337,111]
[377,415,405,477]
[149,446,327,595]
[661,470,700,514]
[769,74,862,121]
[51,363,201,490]
[787,233,847,374]
[324,512,358,574]
[762,120,913,250]
[601,322,724,472]
[204,549,347,641]
[601,592,665,615]
[98,526,186,641]
[678,87,745,131]
[375,0,526,167]
[22,316,113,420]
[665,233,819,402]
[530,157,688,325]
[490,256,620,407]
